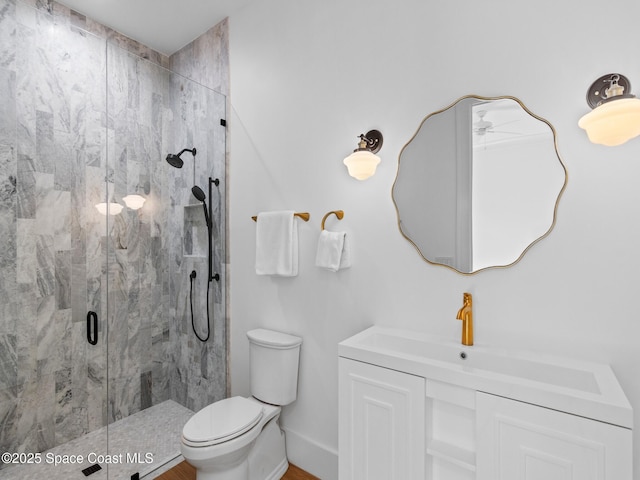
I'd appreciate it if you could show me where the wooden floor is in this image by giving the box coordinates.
[155,460,320,480]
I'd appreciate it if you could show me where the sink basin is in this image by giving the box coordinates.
[339,326,632,428]
[360,331,600,393]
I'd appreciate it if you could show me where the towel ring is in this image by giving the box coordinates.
[321,210,344,230]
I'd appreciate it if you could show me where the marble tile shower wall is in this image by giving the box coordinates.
[167,20,228,415]
[105,43,174,424]
[0,0,112,456]
[0,0,228,458]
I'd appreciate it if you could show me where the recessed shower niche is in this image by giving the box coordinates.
[184,204,209,258]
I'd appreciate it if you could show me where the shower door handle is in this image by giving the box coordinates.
[87,311,98,345]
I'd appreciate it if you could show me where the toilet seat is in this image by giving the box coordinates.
[182,396,264,447]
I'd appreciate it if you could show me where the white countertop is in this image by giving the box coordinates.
[339,326,633,429]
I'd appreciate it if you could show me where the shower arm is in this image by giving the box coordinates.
[176,148,195,157]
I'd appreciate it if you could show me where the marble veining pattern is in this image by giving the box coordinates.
[0,0,228,467]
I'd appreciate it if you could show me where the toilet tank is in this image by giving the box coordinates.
[247,329,302,405]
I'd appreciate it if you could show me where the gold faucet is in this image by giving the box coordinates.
[456,293,473,346]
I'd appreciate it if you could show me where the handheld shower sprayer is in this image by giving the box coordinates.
[187,177,220,343]
[191,185,211,228]
[191,179,219,283]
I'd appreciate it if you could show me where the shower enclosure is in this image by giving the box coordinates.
[0,0,227,478]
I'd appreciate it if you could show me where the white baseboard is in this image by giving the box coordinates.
[282,427,338,480]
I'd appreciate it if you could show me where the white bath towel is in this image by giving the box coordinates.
[315,230,351,272]
[255,211,299,276]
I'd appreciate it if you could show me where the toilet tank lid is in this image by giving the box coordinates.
[247,329,302,348]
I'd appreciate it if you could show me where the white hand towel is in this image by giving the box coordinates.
[255,211,299,276]
[315,230,351,272]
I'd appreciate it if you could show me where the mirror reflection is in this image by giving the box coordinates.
[392,96,567,274]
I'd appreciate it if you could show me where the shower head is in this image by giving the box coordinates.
[192,185,211,228]
[165,147,197,169]
[166,153,184,168]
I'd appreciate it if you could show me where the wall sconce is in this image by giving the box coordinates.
[95,202,123,216]
[343,129,383,180]
[122,194,146,210]
[578,73,640,146]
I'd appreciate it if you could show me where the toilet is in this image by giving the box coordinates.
[181,328,302,480]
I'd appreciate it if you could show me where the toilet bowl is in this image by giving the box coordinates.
[181,329,302,480]
[180,396,286,480]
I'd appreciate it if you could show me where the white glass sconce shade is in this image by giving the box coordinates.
[579,97,640,146]
[122,194,146,210]
[343,129,383,180]
[95,202,123,216]
[578,73,640,146]
[343,150,381,180]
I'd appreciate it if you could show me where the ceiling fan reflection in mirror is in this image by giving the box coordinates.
[473,109,524,146]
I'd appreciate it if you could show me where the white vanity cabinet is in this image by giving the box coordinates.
[425,379,477,480]
[338,327,633,480]
[476,392,632,480]
[338,358,425,480]
[339,359,632,480]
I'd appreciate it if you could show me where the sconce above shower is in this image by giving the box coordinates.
[166,147,196,168]
[95,202,123,216]
[122,194,146,210]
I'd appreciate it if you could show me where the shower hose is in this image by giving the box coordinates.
[189,270,211,342]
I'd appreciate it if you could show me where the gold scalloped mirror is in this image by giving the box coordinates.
[392,95,567,274]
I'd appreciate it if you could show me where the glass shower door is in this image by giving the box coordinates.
[1,2,227,479]
[0,0,110,477]
[104,41,226,478]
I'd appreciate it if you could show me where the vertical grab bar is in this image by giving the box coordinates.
[209,177,221,283]
[87,311,98,345]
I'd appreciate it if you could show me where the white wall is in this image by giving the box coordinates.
[228,0,640,478]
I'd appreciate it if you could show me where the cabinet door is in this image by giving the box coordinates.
[476,392,632,480]
[339,358,425,480]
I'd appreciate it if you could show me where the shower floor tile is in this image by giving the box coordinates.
[2,400,193,480]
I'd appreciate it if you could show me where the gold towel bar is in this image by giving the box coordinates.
[252,212,310,222]
[321,210,344,230]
